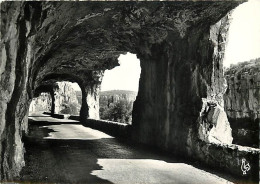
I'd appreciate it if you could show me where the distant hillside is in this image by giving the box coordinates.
[101,90,137,96]
[75,90,138,104]
[225,58,260,76]
[100,90,137,103]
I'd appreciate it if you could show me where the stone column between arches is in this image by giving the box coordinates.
[80,71,104,122]
[132,13,259,180]
[132,14,232,150]
[50,90,55,115]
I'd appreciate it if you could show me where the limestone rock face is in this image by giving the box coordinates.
[0,1,244,180]
[1,2,30,179]
[224,59,260,147]
[132,11,233,152]
[81,71,104,120]
[198,99,233,144]
[54,82,80,114]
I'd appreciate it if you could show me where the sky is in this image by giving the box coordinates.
[224,0,260,67]
[71,0,260,92]
[70,53,141,92]
[101,53,141,92]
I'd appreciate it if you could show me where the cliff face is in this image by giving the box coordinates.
[30,82,80,115]
[224,59,260,147]
[133,11,234,151]
[54,82,80,115]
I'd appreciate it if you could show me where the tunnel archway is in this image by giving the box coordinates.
[1,1,259,182]
[31,82,82,116]
[31,85,57,115]
[29,92,52,114]
[99,52,141,124]
[35,73,90,120]
[222,0,260,148]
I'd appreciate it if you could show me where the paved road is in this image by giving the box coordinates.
[17,113,235,184]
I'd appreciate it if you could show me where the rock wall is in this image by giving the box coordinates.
[0,2,33,179]
[224,59,260,148]
[80,71,104,120]
[133,11,259,181]
[54,82,80,115]
[132,12,232,152]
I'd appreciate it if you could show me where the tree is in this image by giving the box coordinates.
[100,99,133,124]
[60,102,80,115]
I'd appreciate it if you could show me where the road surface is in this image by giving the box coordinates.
[15,113,236,184]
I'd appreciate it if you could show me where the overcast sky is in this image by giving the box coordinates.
[100,53,141,92]
[224,0,260,67]
[72,0,260,92]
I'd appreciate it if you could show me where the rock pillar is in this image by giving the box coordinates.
[50,91,55,115]
[132,13,233,153]
[0,2,33,180]
[80,71,104,122]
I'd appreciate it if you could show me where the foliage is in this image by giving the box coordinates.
[100,98,133,124]
[60,102,80,115]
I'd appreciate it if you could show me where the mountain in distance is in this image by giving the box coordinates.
[75,90,138,104]
[101,89,137,96]
[100,90,137,103]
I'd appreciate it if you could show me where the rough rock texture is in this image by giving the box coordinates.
[198,99,233,144]
[224,59,260,148]
[132,7,258,181]
[1,2,30,179]
[54,82,80,114]
[132,10,232,151]
[81,71,104,120]
[2,1,257,181]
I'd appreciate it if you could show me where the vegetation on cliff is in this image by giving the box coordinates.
[99,90,137,124]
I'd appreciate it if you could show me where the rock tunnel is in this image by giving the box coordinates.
[1,1,259,181]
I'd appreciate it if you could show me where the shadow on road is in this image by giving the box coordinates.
[16,117,241,184]
[28,118,81,126]
[20,120,113,183]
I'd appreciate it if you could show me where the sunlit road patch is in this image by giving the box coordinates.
[43,124,113,140]
[91,159,233,184]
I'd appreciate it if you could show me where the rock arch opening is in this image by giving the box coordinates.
[99,52,141,124]
[29,92,52,114]
[222,0,260,148]
[53,81,81,116]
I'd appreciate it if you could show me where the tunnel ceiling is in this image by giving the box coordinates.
[37,71,103,90]
[28,1,242,88]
